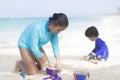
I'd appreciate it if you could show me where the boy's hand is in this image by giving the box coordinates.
[91,52,96,56]
[84,56,89,60]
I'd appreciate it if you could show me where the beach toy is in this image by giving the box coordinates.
[20,72,32,80]
[73,71,90,80]
[20,72,25,78]
[43,68,62,80]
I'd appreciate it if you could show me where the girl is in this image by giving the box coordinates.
[15,13,69,75]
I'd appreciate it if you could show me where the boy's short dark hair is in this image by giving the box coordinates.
[85,26,99,37]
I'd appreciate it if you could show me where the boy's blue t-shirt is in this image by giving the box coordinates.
[18,19,60,58]
[92,38,109,60]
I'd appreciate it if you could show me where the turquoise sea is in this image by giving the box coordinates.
[0,17,101,48]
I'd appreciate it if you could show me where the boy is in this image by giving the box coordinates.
[84,26,109,64]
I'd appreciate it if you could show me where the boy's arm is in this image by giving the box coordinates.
[92,42,105,55]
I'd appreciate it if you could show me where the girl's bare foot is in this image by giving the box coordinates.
[14,60,27,73]
[14,60,22,72]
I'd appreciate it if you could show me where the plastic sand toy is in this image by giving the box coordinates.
[73,71,90,80]
[43,68,62,80]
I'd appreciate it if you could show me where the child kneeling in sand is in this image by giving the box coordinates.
[84,26,109,64]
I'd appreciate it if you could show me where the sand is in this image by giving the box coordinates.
[0,15,120,80]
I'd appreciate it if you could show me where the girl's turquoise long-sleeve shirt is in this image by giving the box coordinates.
[18,19,60,58]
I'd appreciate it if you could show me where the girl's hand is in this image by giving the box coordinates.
[56,62,61,69]
[55,62,62,72]
[45,62,55,69]
[55,55,62,72]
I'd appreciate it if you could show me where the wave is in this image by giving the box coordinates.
[0,42,17,49]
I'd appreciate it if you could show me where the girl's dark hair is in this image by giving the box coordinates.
[85,26,99,37]
[49,13,69,27]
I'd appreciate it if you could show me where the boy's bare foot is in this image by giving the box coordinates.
[88,59,98,64]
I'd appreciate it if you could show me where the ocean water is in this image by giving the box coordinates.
[0,17,101,48]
